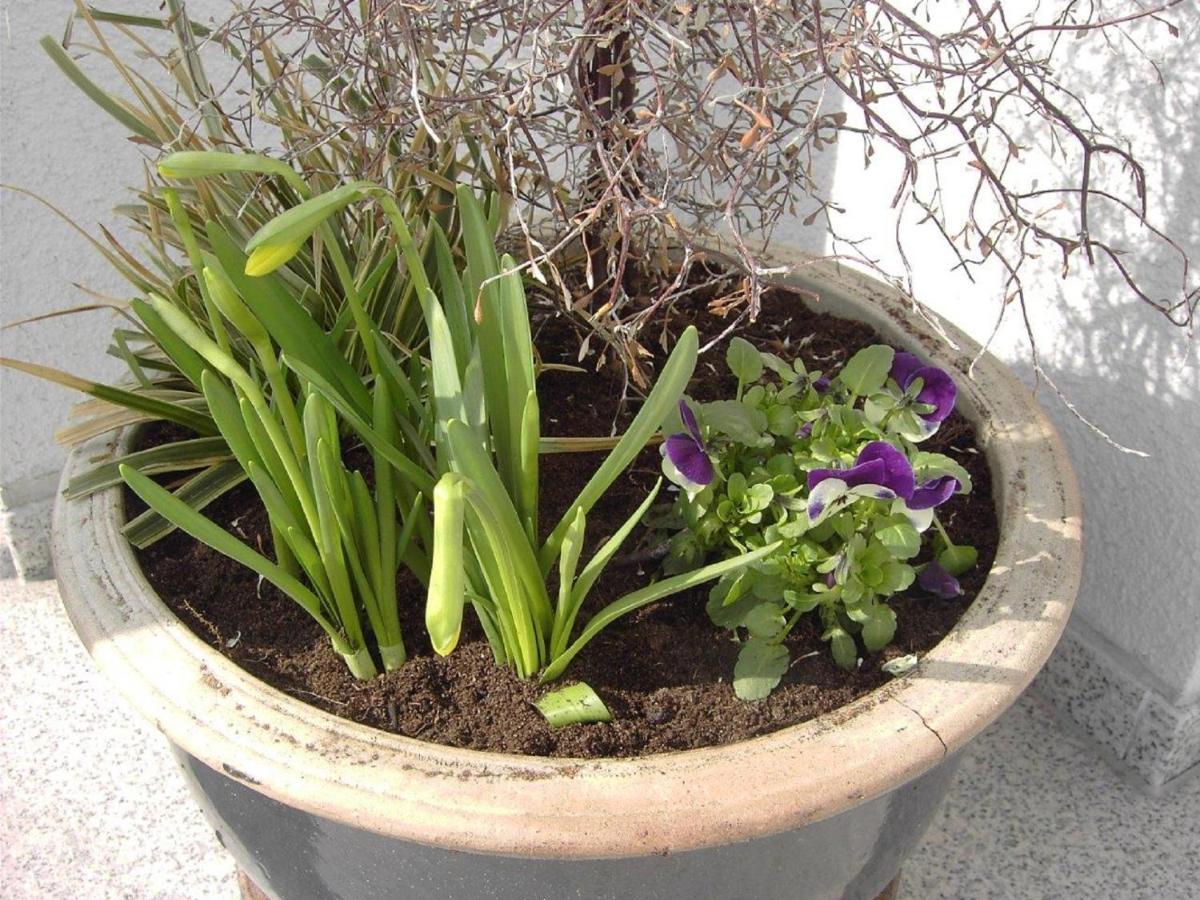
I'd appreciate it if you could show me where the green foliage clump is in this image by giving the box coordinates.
[656,340,978,699]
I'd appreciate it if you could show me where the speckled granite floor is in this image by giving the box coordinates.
[2,577,1197,900]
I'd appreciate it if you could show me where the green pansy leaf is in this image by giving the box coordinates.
[938,543,979,576]
[744,604,787,639]
[703,400,769,445]
[875,516,921,559]
[912,452,974,494]
[890,408,931,442]
[727,337,764,384]
[784,589,823,613]
[827,627,859,670]
[767,405,798,436]
[880,562,916,593]
[707,585,760,629]
[733,639,790,701]
[839,345,895,396]
[861,604,898,651]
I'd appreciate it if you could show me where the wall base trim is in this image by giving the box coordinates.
[0,493,54,582]
[1034,623,1200,794]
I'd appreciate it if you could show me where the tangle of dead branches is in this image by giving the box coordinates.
[200,0,1195,382]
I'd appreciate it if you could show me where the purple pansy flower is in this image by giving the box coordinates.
[806,441,959,521]
[813,374,832,394]
[891,352,956,424]
[807,441,916,500]
[662,400,714,493]
[909,474,959,511]
[917,561,963,599]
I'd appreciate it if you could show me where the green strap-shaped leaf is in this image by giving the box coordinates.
[430,220,473,366]
[446,419,552,638]
[427,473,468,656]
[120,464,335,637]
[158,151,304,189]
[283,354,435,495]
[539,325,699,571]
[207,222,372,419]
[549,507,587,660]
[552,479,664,659]
[540,542,781,683]
[122,460,245,548]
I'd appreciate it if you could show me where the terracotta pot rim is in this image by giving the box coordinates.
[52,252,1081,859]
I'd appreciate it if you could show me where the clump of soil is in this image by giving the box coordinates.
[130,279,998,758]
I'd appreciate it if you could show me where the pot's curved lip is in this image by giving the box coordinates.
[53,253,1081,859]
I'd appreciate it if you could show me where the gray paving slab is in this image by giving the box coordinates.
[2,577,1197,899]
[901,691,1200,900]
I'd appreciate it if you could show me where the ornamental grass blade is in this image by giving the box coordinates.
[540,542,781,684]
[39,35,159,142]
[63,436,228,498]
[82,6,213,37]
[0,357,216,436]
[534,682,612,727]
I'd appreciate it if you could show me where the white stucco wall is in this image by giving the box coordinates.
[1,3,1197,708]
[0,0,231,573]
[786,7,1200,706]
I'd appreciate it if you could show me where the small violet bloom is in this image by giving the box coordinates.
[807,441,915,500]
[662,400,714,494]
[909,474,958,511]
[806,441,959,517]
[917,561,963,599]
[891,352,957,424]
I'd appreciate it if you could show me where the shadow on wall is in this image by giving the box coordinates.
[1016,8,1200,703]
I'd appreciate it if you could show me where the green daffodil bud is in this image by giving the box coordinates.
[157,150,300,185]
[426,473,468,657]
[242,181,373,277]
[244,239,306,278]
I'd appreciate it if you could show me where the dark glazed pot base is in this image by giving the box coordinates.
[180,746,951,900]
[238,869,903,899]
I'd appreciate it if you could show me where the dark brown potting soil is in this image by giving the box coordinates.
[129,279,998,758]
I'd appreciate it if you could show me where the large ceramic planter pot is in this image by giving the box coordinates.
[53,252,1082,900]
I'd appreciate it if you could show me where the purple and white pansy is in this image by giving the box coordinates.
[807,440,915,500]
[890,351,957,430]
[805,440,959,526]
[661,400,715,497]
